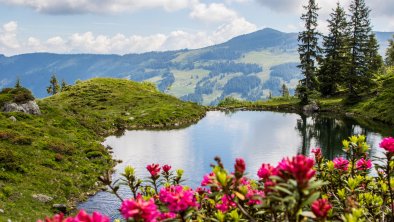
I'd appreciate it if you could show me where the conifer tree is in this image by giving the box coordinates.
[347,0,380,95]
[297,0,321,103]
[318,3,349,96]
[15,77,21,88]
[385,35,394,66]
[61,79,69,92]
[47,74,60,95]
[281,84,290,97]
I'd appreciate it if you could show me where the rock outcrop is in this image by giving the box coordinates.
[2,101,41,115]
[302,101,319,114]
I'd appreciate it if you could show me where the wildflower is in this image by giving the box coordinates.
[311,199,332,219]
[234,158,246,178]
[379,137,394,153]
[120,196,160,222]
[356,158,372,171]
[257,163,276,180]
[162,164,171,173]
[146,163,161,177]
[37,210,109,222]
[201,172,215,186]
[277,155,315,188]
[158,212,177,220]
[333,157,349,171]
[311,148,323,161]
[159,185,198,213]
[216,195,236,212]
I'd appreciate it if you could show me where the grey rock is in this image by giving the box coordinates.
[302,101,319,113]
[52,204,67,213]
[3,101,41,115]
[32,194,53,203]
[8,116,17,122]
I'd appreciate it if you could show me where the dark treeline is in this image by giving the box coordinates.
[297,0,385,103]
[203,62,262,76]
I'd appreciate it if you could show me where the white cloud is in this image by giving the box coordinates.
[0,19,257,56]
[190,2,238,22]
[0,0,192,14]
[0,21,20,49]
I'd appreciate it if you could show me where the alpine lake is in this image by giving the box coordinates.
[78,110,393,220]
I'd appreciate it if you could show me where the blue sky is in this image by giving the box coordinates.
[0,0,393,55]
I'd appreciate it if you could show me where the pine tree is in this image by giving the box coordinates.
[61,79,69,92]
[318,3,349,96]
[47,74,60,95]
[347,0,379,96]
[268,91,272,100]
[298,0,321,103]
[281,84,290,97]
[385,35,394,66]
[15,77,22,88]
[365,34,383,77]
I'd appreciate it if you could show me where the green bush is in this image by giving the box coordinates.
[11,136,33,145]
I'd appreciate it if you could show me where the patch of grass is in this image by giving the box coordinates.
[0,78,205,221]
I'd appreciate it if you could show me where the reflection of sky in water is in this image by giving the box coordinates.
[79,111,387,221]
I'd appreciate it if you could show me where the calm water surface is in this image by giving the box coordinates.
[79,111,388,220]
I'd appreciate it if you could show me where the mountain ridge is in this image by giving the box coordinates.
[0,28,393,105]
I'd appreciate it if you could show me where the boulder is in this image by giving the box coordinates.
[8,116,17,122]
[32,194,53,203]
[302,101,319,113]
[2,101,41,115]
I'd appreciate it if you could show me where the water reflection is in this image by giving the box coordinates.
[79,111,390,220]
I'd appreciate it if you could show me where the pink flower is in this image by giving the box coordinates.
[162,164,171,173]
[216,195,236,212]
[333,157,349,171]
[37,211,109,222]
[311,148,323,161]
[277,155,315,187]
[380,137,394,153]
[246,188,265,205]
[159,185,198,213]
[311,199,332,219]
[120,196,160,222]
[146,164,161,177]
[201,172,215,186]
[234,158,246,176]
[356,158,372,171]
[158,212,177,220]
[257,163,275,180]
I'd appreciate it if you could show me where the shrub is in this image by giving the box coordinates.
[46,141,75,155]
[11,136,33,145]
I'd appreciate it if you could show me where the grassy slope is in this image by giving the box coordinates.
[0,78,205,221]
[216,68,394,126]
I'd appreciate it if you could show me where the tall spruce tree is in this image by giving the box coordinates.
[298,0,321,103]
[318,3,349,96]
[385,35,394,66]
[347,0,379,96]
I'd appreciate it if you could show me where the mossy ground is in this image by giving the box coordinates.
[0,78,205,221]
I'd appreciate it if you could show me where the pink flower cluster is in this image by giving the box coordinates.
[234,158,246,177]
[333,157,349,171]
[146,163,161,177]
[37,210,109,222]
[257,163,276,181]
[201,172,215,186]
[311,148,323,162]
[216,194,237,212]
[380,137,394,153]
[162,164,171,173]
[120,195,160,222]
[159,185,198,213]
[356,158,372,171]
[311,199,332,219]
[277,155,316,187]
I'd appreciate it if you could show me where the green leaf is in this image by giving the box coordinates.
[301,192,320,208]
